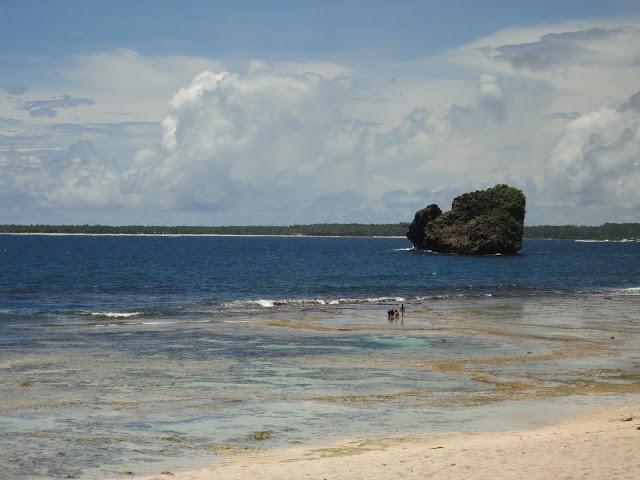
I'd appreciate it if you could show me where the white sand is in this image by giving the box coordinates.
[125,403,640,480]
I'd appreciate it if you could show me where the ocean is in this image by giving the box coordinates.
[1,235,639,479]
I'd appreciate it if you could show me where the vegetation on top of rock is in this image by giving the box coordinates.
[453,185,525,231]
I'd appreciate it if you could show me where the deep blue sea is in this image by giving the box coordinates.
[1,236,639,321]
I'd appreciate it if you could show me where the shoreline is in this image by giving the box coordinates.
[120,402,640,480]
[0,232,407,239]
[2,232,639,242]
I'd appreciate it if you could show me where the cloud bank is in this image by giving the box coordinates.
[543,92,640,209]
[2,19,640,225]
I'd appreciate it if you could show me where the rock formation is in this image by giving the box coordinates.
[406,184,526,254]
[406,204,442,247]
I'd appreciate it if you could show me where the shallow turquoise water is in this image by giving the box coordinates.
[1,294,639,479]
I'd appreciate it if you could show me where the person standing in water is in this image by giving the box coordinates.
[400,304,405,315]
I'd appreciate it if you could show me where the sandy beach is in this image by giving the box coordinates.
[121,403,640,480]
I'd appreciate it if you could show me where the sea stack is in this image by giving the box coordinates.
[407,184,526,255]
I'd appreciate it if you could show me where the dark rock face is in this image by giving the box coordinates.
[406,204,442,248]
[406,184,526,254]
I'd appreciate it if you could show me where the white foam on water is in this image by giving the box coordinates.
[90,311,143,318]
[227,296,410,309]
[365,296,406,303]
[393,247,414,251]
[611,287,640,295]
[236,294,506,306]
[573,239,638,243]
[254,299,275,307]
[414,295,451,301]
[227,298,334,308]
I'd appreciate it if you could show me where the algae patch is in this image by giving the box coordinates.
[252,431,271,441]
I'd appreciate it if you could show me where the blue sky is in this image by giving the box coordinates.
[2,1,637,60]
[1,1,640,224]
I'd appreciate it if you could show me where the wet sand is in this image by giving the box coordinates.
[124,403,640,480]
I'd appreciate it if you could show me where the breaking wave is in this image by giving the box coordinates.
[575,239,640,243]
[223,296,409,309]
[222,296,423,309]
[220,291,571,310]
[609,287,640,296]
[85,311,147,318]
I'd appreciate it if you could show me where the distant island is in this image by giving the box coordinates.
[1,222,640,240]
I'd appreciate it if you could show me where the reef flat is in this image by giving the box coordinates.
[1,293,639,479]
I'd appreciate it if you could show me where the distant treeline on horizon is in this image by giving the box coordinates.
[1,223,640,240]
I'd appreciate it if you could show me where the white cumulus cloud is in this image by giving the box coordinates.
[543,93,640,210]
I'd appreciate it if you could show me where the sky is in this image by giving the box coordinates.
[1,1,640,225]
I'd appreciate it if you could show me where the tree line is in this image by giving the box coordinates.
[1,222,639,240]
[0,223,410,237]
[523,223,640,240]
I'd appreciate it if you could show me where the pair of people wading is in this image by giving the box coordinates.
[387,304,405,322]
